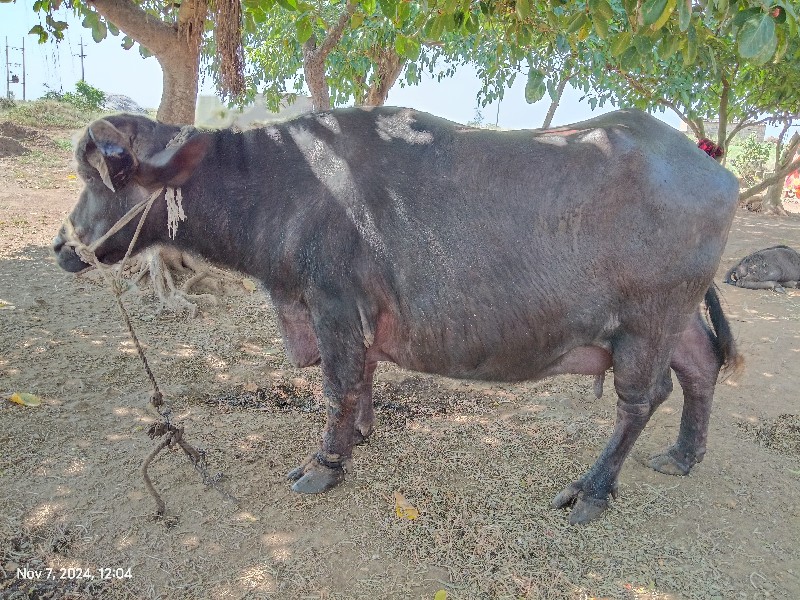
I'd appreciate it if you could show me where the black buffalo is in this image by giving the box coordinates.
[53,107,741,524]
[725,245,800,292]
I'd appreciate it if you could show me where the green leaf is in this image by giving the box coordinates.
[619,45,639,70]
[677,0,691,31]
[731,7,761,29]
[296,16,312,43]
[738,13,777,63]
[350,12,364,29]
[91,20,107,43]
[404,36,421,61]
[378,0,397,19]
[634,34,653,54]
[659,33,682,59]
[275,0,297,11]
[651,0,676,30]
[121,36,135,51]
[516,0,532,19]
[361,0,376,14]
[81,12,98,30]
[107,22,119,36]
[524,69,546,104]
[424,15,445,40]
[772,26,789,62]
[641,0,668,27]
[28,24,48,44]
[395,35,406,56]
[139,45,152,59]
[593,14,609,38]
[465,13,479,34]
[591,0,615,21]
[611,31,633,56]
[547,79,557,102]
[683,23,697,65]
[567,12,588,34]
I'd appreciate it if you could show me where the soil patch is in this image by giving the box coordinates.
[0,136,29,157]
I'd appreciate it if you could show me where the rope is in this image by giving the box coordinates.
[60,134,238,517]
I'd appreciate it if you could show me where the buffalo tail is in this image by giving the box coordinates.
[704,285,744,378]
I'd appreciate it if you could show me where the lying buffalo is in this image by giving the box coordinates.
[725,245,800,292]
[53,107,741,524]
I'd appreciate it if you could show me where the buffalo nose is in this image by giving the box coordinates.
[52,230,66,253]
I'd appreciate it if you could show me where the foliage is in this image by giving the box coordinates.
[7,2,797,110]
[729,135,773,186]
[43,81,107,112]
[0,96,16,111]
[237,0,430,109]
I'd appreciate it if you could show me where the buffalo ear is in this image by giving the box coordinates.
[136,133,211,189]
[86,119,137,192]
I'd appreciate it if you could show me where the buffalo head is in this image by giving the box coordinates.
[53,114,210,272]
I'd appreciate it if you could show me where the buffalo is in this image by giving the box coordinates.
[53,107,741,524]
[725,245,800,292]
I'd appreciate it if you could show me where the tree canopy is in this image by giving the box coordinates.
[7,0,800,133]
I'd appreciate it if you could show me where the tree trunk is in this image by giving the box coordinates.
[362,47,405,107]
[156,53,200,125]
[716,77,729,161]
[86,0,205,125]
[300,0,358,112]
[541,72,569,129]
[303,38,332,111]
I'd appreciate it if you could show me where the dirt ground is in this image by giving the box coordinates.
[1,125,799,600]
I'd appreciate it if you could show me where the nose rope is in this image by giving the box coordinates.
[61,187,165,277]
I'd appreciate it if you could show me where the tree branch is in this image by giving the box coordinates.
[607,66,701,137]
[318,0,359,58]
[87,0,176,56]
[739,156,800,202]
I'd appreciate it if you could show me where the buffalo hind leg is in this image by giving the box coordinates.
[552,334,674,524]
[352,361,377,445]
[650,313,721,475]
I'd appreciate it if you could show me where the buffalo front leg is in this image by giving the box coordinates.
[287,314,374,494]
[650,314,721,476]
[552,336,674,524]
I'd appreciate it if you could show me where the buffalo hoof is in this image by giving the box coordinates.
[351,425,374,446]
[551,480,616,525]
[648,447,694,476]
[288,455,345,494]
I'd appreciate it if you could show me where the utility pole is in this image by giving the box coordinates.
[21,37,25,100]
[4,37,9,100]
[76,38,86,81]
[5,37,26,101]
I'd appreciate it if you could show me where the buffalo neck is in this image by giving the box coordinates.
[159,125,301,286]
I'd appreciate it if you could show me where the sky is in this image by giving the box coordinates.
[1,1,681,131]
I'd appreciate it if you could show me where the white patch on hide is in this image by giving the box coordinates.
[375,110,433,145]
[265,127,284,145]
[536,135,567,147]
[578,128,612,156]
[316,113,341,134]
[289,126,387,258]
